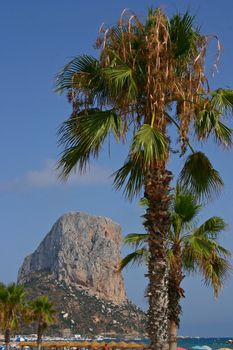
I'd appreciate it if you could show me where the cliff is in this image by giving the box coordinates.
[17,212,147,336]
[18,212,126,304]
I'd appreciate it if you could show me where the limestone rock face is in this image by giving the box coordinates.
[18,212,127,304]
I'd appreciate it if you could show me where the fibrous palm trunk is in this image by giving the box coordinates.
[169,320,177,350]
[144,165,172,350]
[168,248,184,350]
[5,328,10,350]
[37,323,43,350]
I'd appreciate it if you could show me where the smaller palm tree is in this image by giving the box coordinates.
[120,186,231,350]
[29,295,56,350]
[0,283,26,350]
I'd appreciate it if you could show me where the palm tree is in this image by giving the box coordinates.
[120,186,231,350]
[29,295,56,350]
[55,8,233,349]
[0,283,6,333]
[0,283,26,350]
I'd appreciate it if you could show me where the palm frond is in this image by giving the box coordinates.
[184,235,214,257]
[57,109,122,178]
[213,121,233,147]
[139,197,149,208]
[104,63,137,99]
[167,248,175,264]
[182,235,210,273]
[195,109,233,147]
[211,88,233,114]
[200,256,231,297]
[193,216,227,239]
[131,124,168,165]
[123,233,148,249]
[113,157,145,200]
[182,245,197,273]
[119,248,148,271]
[114,124,168,199]
[169,12,198,59]
[30,295,56,326]
[178,152,223,200]
[213,244,231,257]
[55,55,100,92]
[183,217,231,297]
[172,185,201,222]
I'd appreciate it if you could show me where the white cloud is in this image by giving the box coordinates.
[0,160,112,192]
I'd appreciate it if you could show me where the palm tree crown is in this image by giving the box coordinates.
[56,9,233,198]
[30,295,55,328]
[0,283,26,350]
[29,295,56,349]
[120,186,231,319]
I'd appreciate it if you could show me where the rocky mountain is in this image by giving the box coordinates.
[21,271,146,336]
[18,212,126,304]
[18,212,147,336]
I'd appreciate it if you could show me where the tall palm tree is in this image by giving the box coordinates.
[56,8,233,349]
[120,186,231,350]
[0,283,26,350]
[29,295,56,350]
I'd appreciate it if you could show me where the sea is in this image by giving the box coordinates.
[107,338,233,350]
[177,338,233,350]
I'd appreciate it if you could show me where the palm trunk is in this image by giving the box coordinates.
[169,320,177,350]
[144,166,172,350]
[168,248,184,350]
[37,323,43,350]
[5,328,11,350]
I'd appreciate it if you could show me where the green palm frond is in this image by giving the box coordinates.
[30,295,56,323]
[119,248,148,271]
[58,109,122,178]
[184,235,214,257]
[145,7,159,31]
[124,233,148,249]
[213,243,231,257]
[139,197,149,208]
[178,152,223,200]
[113,124,168,199]
[0,282,6,292]
[200,255,231,297]
[131,124,168,165]
[195,109,233,147]
[113,157,144,200]
[182,236,209,272]
[55,55,101,92]
[6,283,25,306]
[167,248,175,264]
[213,121,233,147]
[193,216,227,239]
[10,318,18,330]
[104,63,137,98]
[183,214,231,297]
[173,185,201,222]
[0,283,26,332]
[169,12,198,59]
[211,88,233,114]
[182,245,197,272]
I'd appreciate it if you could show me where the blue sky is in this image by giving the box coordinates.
[0,0,233,337]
